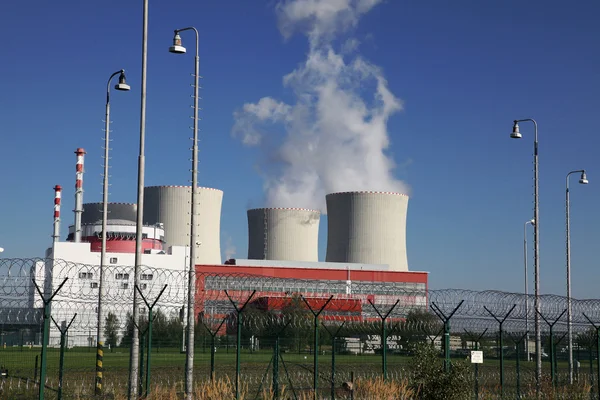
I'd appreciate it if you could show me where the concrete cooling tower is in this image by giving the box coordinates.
[325,191,409,271]
[247,208,320,262]
[143,186,223,264]
[82,202,137,224]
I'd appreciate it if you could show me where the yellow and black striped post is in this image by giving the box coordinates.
[95,341,104,395]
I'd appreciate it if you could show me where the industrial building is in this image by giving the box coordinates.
[24,147,427,346]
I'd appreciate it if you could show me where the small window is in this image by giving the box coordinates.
[120,283,129,289]
[140,283,148,290]
[142,233,148,239]
[123,273,130,280]
[141,274,154,281]
[90,282,99,289]
[79,272,93,279]
[110,257,118,264]
[144,249,151,254]
[115,273,123,280]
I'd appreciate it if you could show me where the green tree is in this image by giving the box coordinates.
[104,312,120,348]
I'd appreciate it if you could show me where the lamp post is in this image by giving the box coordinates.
[96,69,130,395]
[524,218,535,362]
[566,169,588,384]
[169,27,200,399]
[511,118,542,384]
[128,0,149,397]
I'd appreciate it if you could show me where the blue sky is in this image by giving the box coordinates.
[1,0,599,298]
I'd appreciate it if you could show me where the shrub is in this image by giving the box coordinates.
[410,342,472,400]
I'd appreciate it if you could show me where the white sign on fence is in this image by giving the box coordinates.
[470,350,483,364]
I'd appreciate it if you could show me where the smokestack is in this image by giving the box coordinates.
[73,148,86,243]
[53,185,62,243]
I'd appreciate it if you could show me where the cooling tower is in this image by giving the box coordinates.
[143,186,223,264]
[82,202,137,224]
[247,208,320,262]
[325,191,409,271]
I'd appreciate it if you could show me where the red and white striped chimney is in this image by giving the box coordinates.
[53,185,62,243]
[73,148,86,243]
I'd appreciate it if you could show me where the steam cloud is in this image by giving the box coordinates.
[223,234,237,261]
[232,0,409,212]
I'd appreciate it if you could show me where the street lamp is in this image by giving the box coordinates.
[566,169,588,384]
[96,69,130,396]
[128,0,149,397]
[0,248,4,253]
[524,218,535,362]
[169,27,200,399]
[511,118,542,384]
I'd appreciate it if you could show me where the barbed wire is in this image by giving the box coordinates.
[1,257,600,338]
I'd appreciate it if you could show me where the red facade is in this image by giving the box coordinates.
[194,264,428,328]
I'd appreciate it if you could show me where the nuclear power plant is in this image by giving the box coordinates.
[24,147,426,346]
[41,148,416,272]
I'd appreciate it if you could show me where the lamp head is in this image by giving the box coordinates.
[0,247,4,253]
[579,171,589,185]
[511,121,522,139]
[529,219,535,225]
[114,70,130,91]
[169,32,186,54]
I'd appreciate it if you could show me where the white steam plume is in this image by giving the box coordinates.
[232,0,409,212]
[222,234,237,261]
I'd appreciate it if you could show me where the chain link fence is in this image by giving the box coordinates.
[0,257,599,399]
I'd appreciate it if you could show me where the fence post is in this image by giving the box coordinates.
[538,308,567,387]
[301,294,334,400]
[509,331,528,399]
[273,320,293,400]
[430,300,464,372]
[32,277,68,400]
[484,304,516,397]
[139,333,145,395]
[464,328,488,400]
[368,299,400,380]
[135,283,168,397]
[51,314,76,400]
[322,321,346,400]
[582,313,600,400]
[553,332,567,384]
[202,317,227,380]
[225,289,256,400]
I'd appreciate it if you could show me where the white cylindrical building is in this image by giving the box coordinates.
[247,208,320,262]
[325,191,409,271]
[82,202,137,224]
[143,186,223,264]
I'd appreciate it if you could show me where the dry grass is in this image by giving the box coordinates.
[13,375,593,400]
[478,375,592,399]
[353,376,417,400]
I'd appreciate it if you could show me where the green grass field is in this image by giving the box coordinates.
[0,346,597,399]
